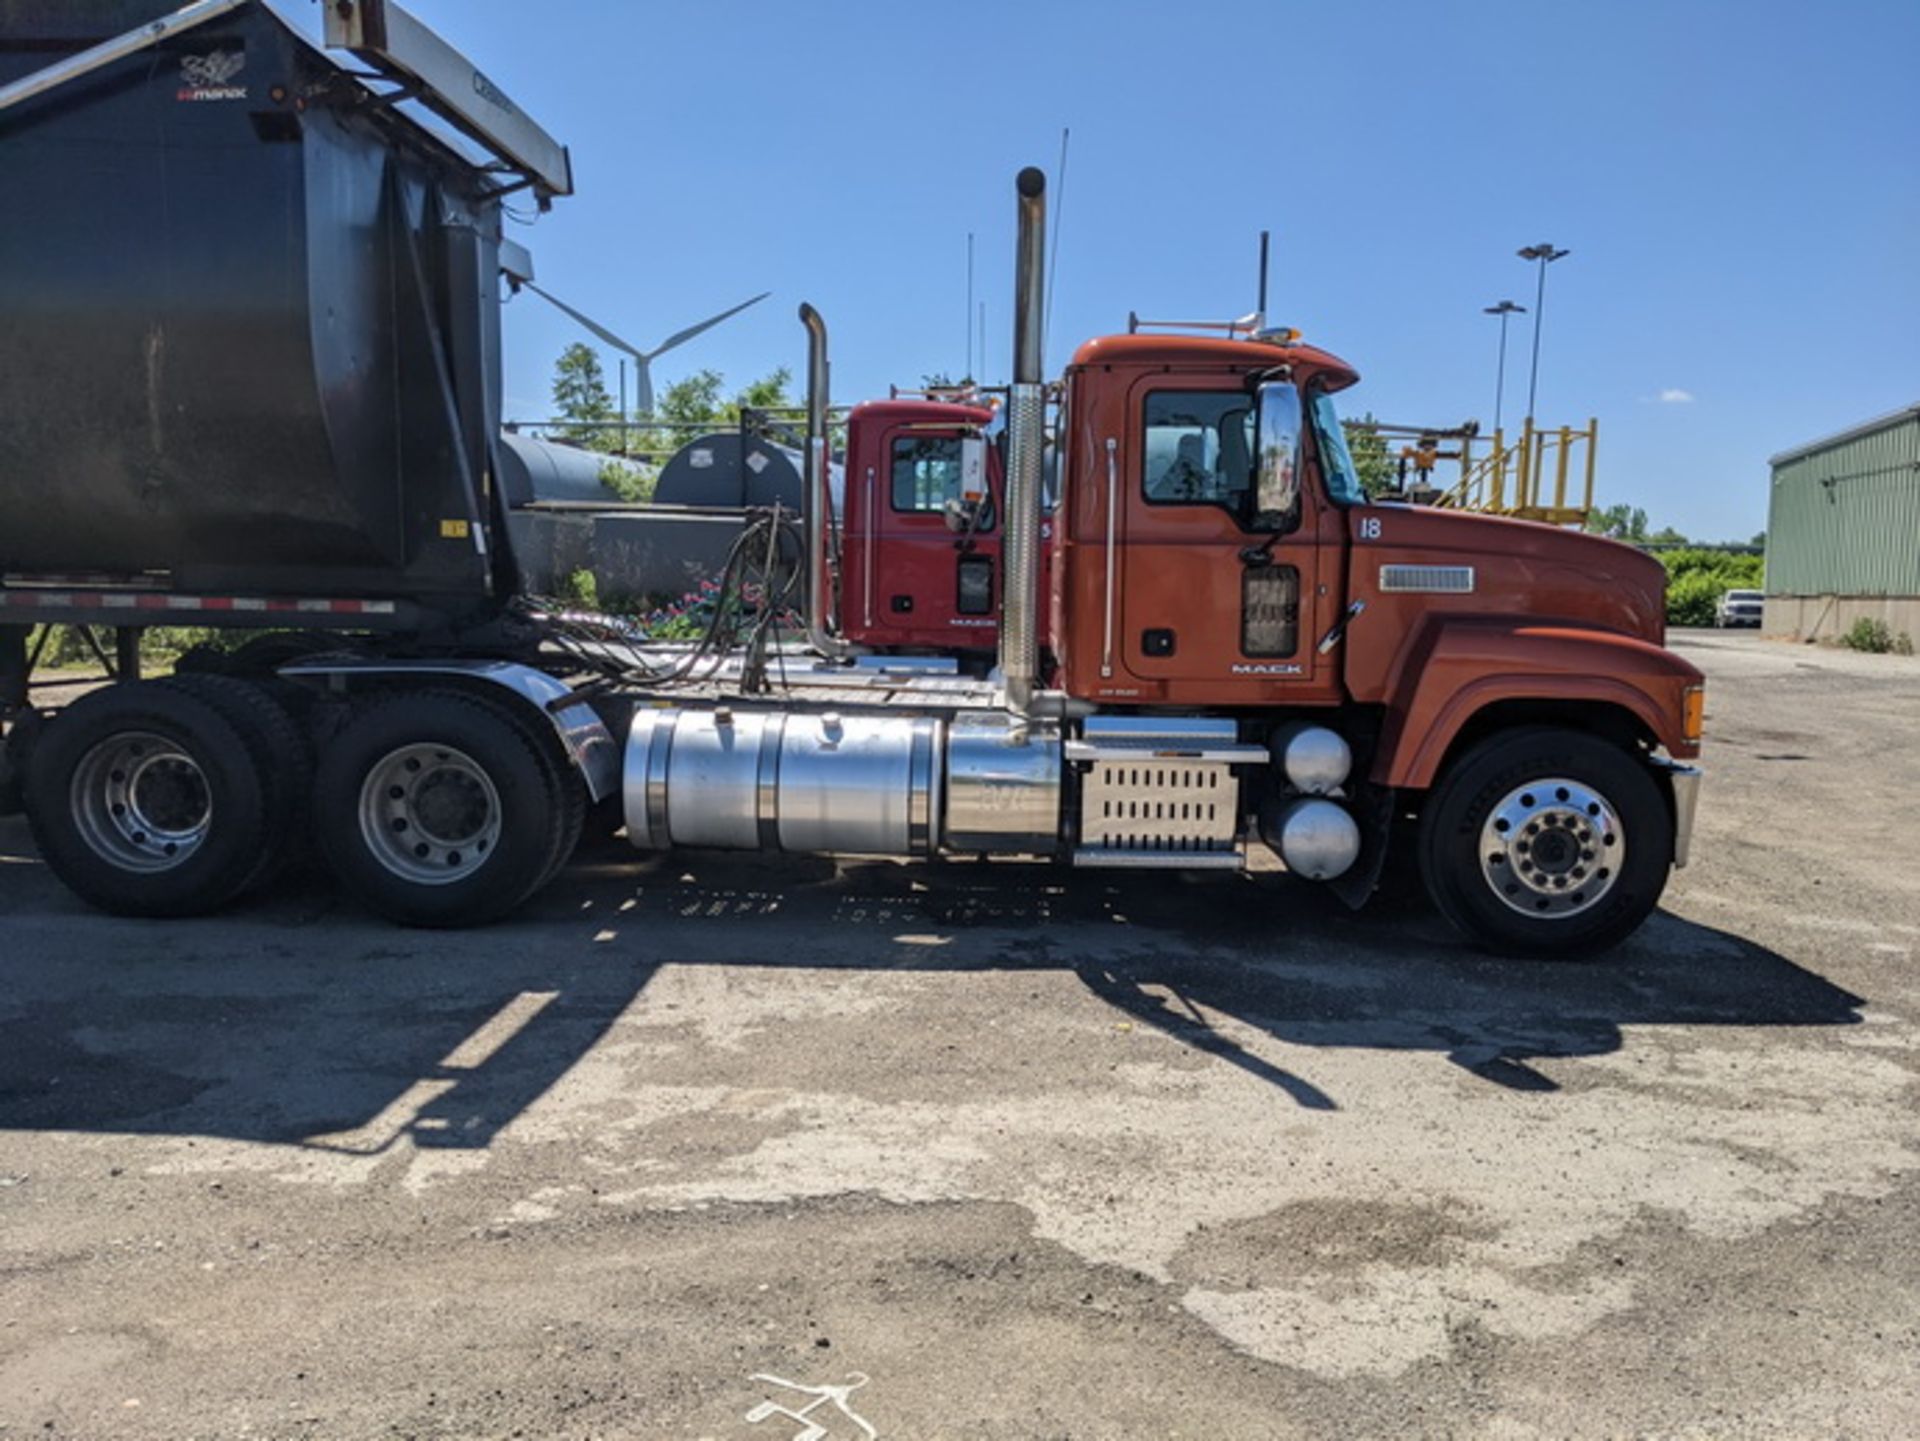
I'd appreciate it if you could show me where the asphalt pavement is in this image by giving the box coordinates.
[1,631,1916,1439]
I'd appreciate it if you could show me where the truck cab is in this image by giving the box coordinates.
[1051,331,1695,762]
[837,399,1052,659]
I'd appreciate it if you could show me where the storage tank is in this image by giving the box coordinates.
[653,432,807,510]
[0,1,510,612]
[496,433,623,508]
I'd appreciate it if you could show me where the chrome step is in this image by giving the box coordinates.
[1072,846,1245,870]
[1063,737,1270,764]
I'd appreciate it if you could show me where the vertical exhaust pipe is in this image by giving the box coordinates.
[999,166,1047,714]
[799,302,850,660]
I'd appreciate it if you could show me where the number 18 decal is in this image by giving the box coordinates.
[1358,516,1383,541]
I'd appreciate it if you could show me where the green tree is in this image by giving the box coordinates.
[638,366,796,447]
[1585,503,1651,543]
[656,368,726,427]
[551,342,613,442]
[1342,416,1397,500]
[723,366,794,421]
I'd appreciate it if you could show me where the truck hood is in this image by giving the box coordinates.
[1358,505,1667,645]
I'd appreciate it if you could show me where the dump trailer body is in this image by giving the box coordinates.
[0,0,506,613]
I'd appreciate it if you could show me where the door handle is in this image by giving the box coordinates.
[1316,599,1366,655]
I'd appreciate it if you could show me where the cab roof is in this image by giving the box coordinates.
[847,398,996,426]
[1067,332,1358,392]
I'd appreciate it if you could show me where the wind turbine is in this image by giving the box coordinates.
[512,280,770,416]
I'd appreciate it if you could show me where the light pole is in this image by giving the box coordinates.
[1516,242,1570,422]
[1483,299,1526,434]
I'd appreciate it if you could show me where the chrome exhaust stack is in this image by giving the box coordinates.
[999,166,1047,715]
[799,302,851,661]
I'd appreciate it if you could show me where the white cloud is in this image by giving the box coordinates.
[1657,388,1695,404]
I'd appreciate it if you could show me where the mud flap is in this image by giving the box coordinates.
[1328,782,1395,909]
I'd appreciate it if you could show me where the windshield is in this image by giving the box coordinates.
[1310,390,1366,507]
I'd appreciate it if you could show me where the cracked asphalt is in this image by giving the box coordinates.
[1,632,1916,1438]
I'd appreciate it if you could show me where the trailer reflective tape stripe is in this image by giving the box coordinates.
[0,591,399,615]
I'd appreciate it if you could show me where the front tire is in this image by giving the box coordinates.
[1417,726,1671,957]
[313,689,565,927]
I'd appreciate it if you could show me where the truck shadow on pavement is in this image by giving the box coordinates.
[0,834,1868,1149]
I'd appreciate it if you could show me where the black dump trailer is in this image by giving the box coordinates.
[0,2,651,923]
[0,0,531,628]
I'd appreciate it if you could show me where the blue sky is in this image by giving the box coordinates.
[309,0,1916,542]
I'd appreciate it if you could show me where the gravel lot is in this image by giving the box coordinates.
[2,631,1916,1439]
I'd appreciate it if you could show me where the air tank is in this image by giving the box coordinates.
[1270,722,1353,795]
[1260,797,1361,880]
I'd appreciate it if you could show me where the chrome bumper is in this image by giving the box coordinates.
[1651,758,1703,868]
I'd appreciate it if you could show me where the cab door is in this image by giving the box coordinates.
[854,423,997,646]
[1114,375,1338,703]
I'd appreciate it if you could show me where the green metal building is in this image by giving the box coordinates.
[1764,403,1920,641]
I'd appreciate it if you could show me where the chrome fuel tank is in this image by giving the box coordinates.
[624,707,943,856]
[943,711,1062,853]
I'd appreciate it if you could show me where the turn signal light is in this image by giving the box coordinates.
[1682,684,1705,742]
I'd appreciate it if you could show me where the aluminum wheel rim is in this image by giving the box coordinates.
[1479,776,1625,918]
[358,743,501,886]
[70,730,211,873]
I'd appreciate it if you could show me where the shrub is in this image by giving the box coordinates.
[1656,548,1764,626]
[1841,617,1893,654]
[561,568,600,610]
[31,624,228,670]
[1665,571,1725,628]
[599,458,657,504]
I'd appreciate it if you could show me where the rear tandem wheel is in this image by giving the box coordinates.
[311,687,581,927]
[23,681,275,917]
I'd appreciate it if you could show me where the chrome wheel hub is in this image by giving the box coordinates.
[70,731,211,873]
[1479,776,1624,918]
[358,743,501,885]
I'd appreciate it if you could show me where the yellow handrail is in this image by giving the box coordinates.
[1432,416,1596,525]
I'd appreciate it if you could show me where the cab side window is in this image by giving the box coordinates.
[892,437,958,509]
[1142,391,1255,516]
[891,434,993,529]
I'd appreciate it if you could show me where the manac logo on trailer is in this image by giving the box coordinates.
[177,50,247,102]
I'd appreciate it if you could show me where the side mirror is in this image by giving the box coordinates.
[943,435,993,532]
[1251,380,1303,533]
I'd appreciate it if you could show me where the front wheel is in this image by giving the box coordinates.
[1417,727,1672,957]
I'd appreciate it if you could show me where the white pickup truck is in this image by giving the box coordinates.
[1716,589,1764,628]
